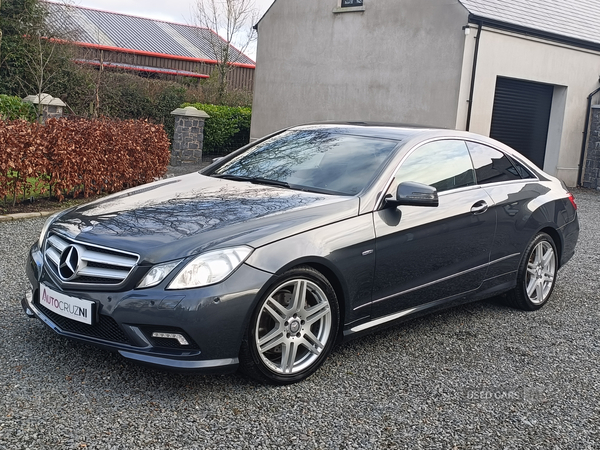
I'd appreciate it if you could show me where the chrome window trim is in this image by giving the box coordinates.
[374,137,541,211]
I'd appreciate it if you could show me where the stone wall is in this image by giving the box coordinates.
[583,105,600,190]
[42,104,64,123]
[170,107,209,166]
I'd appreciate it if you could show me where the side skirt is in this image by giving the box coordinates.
[342,271,517,340]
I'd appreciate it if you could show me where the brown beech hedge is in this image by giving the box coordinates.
[0,118,170,203]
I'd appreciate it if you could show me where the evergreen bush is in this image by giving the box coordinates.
[183,102,252,154]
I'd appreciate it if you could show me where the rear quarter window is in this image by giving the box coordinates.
[466,142,524,184]
[508,155,536,179]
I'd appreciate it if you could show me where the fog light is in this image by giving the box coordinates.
[24,288,35,317]
[151,332,189,346]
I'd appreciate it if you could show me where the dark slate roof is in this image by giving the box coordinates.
[459,0,600,47]
[44,1,255,66]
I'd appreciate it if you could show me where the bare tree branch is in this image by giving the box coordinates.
[6,0,78,120]
[194,0,258,103]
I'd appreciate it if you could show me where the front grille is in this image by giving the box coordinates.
[44,232,139,287]
[36,301,132,345]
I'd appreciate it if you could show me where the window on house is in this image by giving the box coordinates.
[340,0,364,7]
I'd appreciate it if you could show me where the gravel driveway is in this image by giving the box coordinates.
[1,188,598,449]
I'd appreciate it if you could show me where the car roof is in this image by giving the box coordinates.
[289,122,523,155]
[290,122,438,141]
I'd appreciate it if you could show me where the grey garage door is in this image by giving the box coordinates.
[489,77,553,169]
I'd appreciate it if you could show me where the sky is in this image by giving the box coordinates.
[72,0,276,59]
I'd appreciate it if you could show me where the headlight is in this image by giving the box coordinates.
[167,246,253,289]
[38,211,62,249]
[137,260,183,289]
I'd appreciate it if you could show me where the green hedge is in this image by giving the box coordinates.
[183,103,251,154]
[0,95,36,121]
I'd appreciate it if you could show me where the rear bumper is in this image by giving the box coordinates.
[559,212,580,267]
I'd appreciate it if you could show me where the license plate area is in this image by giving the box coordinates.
[39,283,96,325]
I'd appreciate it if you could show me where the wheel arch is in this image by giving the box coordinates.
[538,226,562,268]
[273,257,348,335]
[299,261,347,339]
[238,259,345,383]
[240,256,349,346]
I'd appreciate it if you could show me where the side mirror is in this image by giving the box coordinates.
[385,181,439,208]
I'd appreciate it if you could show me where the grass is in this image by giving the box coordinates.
[2,172,51,206]
[1,171,102,215]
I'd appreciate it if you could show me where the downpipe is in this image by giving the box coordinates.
[465,21,483,131]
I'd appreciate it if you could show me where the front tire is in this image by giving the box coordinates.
[507,232,558,311]
[240,266,339,384]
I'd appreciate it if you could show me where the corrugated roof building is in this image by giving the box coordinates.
[45,1,255,90]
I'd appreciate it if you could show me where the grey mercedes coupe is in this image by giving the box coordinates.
[23,124,579,384]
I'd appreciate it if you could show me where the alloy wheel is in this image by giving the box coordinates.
[254,278,333,375]
[525,240,556,305]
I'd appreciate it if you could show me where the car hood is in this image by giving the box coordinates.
[50,172,360,264]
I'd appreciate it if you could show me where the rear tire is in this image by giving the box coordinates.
[507,232,557,311]
[239,266,339,384]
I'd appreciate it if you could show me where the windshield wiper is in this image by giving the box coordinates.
[212,174,291,189]
[212,174,254,181]
[249,177,291,188]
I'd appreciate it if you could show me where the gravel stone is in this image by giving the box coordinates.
[0,188,598,449]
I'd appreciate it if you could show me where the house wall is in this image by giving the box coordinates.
[251,0,470,140]
[457,27,600,186]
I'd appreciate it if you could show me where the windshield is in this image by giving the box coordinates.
[211,129,400,195]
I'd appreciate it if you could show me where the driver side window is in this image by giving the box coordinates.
[390,140,475,195]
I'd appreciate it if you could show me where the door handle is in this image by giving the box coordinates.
[471,200,488,215]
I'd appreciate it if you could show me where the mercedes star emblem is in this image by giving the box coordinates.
[58,245,85,281]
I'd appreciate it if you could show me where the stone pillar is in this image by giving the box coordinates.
[22,93,65,123]
[583,105,600,189]
[170,106,210,166]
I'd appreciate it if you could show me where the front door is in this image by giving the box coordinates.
[370,140,496,318]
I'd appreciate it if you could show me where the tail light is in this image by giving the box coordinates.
[567,193,577,211]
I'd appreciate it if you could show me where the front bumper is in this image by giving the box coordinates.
[24,242,273,373]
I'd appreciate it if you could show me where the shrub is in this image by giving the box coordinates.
[1,54,253,149]
[182,102,251,154]
[0,117,170,204]
[0,95,36,121]
[61,69,190,144]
